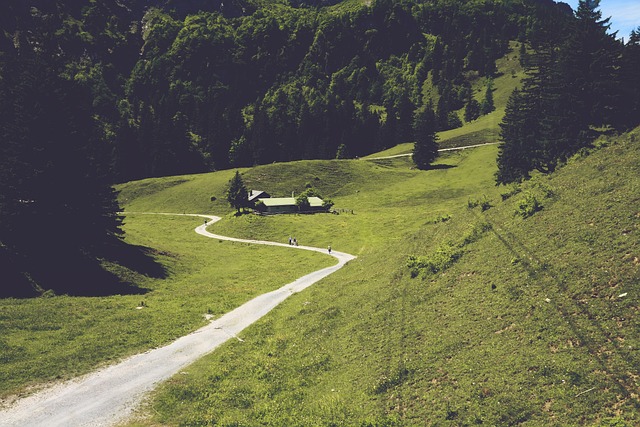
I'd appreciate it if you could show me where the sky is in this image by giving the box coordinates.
[563,0,640,41]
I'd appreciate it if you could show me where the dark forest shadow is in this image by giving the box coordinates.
[1,240,166,298]
[96,239,167,280]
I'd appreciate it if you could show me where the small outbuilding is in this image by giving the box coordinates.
[248,190,270,207]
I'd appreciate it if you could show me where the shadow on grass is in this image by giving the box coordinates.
[97,239,167,280]
[0,240,165,299]
[429,164,456,170]
[486,217,640,403]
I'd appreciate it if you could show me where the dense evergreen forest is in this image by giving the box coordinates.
[0,0,570,181]
[1,0,639,296]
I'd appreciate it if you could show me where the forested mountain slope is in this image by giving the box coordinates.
[1,0,574,182]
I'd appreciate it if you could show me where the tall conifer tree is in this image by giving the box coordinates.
[226,171,249,213]
[412,103,439,170]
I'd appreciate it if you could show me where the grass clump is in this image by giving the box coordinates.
[467,194,492,211]
[428,213,452,224]
[407,244,463,277]
[515,191,542,218]
[500,182,522,200]
[407,221,492,278]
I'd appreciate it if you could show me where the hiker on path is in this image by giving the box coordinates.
[328,245,332,254]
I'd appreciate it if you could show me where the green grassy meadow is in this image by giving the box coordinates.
[0,213,333,399]
[109,129,637,426]
[2,130,639,425]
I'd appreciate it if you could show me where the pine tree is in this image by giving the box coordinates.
[226,171,249,213]
[619,27,640,129]
[464,98,480,122]
[435,93,450,131]
[412,103,439,170]
[496,0,624,184]
[335,143,350,159]
[479,81,495,115]
[0,55,124,295]
[559,0,622,130]
[395,92,415,143]
[496,88,537,184]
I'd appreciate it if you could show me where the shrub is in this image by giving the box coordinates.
[500,183,522,201]
[480,196,492,212]
[295,194,310,211]
[407,244,463,277]
[461,221,492,246]
[516,192,542,218]
[322,199,334,210]
[407,221,491,278]
[254,200,266,212]
[468,195,491,211]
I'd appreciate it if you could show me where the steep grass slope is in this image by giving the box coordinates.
[124,130,639,426]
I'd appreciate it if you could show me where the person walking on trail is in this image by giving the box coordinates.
[289,236,292,245]
[293,238,298,246]
[328,245,332,254]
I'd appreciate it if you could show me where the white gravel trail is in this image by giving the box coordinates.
[0,214,355,427]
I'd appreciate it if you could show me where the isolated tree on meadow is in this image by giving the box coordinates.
[412,103,439,170]
[226,171,249,213]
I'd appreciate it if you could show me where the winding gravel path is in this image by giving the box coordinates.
[0,214,355,427]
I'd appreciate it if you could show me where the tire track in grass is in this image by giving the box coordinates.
[0,213,355,427]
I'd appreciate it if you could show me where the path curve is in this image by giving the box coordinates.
[0,214,355,427]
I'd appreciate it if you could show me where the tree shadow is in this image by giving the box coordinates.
[487,220,640,401]
[0,240,166,298]
[96,239,167,280]
[33,253,150,297]
[429,164,456,170]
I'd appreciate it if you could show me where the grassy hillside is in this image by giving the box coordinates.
[364,41,525,160]
[113,129,640,426]
[2,127,638,424]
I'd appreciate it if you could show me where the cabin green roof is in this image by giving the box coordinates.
[259,197,324,207]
